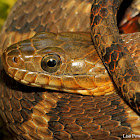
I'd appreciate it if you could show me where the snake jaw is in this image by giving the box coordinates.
[3,62,116,96]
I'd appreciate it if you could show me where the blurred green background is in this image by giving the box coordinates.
[0,0,16,31]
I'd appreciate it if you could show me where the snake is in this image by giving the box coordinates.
[90,0,140,113]
[0,0,140,139]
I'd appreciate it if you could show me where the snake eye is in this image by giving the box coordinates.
[41,53,61,73]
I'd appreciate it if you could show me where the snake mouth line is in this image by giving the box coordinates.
[4,66,115,96]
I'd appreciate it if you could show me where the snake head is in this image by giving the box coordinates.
[2,32,115,96]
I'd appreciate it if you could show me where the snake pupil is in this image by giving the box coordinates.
[12,57,18,63]
[47,59,56,67]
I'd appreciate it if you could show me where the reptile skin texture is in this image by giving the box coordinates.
[0,0,140,139]
[91,0,140,113]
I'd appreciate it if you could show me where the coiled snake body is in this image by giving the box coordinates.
[0,0,140,139]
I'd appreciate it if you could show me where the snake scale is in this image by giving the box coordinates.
[91,0,140,113]
[0,0,140,139]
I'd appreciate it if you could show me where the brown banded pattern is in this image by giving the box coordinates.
[0,0,140,139]
[91,0,140,113]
